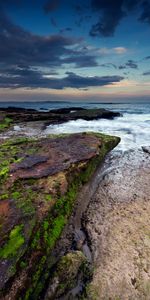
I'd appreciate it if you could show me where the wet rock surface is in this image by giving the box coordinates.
[10,134,101,180]
[85,149,150,300]
[0,132,120,299]
[44,251,87,300]
[0,107,121,127]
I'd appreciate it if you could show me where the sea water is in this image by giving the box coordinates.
[0,101,149,150]
[44,102,150,150]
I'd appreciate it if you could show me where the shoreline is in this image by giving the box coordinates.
[0,106,150,299]
[0,105,149,152]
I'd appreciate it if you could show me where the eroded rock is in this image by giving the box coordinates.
[0,107,121,127]
[0,132,120,300]
[85,149,150,300]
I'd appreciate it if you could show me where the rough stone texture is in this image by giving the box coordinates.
[0,107,121,125]
[44,251,86,300]
[142,146,150,154]
[0,132,120,299]
[85,149,150,300]
[10,133,101,180]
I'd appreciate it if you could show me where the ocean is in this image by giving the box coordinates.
[0,101,150,150]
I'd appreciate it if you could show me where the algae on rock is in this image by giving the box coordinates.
[0,132,120,299]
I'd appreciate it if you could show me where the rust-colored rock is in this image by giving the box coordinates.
[10,133,101,180]
[0,132,120,299]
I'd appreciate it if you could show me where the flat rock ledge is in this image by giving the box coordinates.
[0,132,120,300]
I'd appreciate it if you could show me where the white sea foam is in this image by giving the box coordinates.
[45,113,150,151]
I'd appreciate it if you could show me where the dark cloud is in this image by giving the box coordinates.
[59,27,73,34]
[74,4,83,13]
[0,11,98,69]
[90,0,125,37]
[3,0,149,39]
[0,67,124,89]
[90,0,150,37]
[44,0,60,13]
[139,0,150,24]
[119,60,138,69]
[100,63,117,69]
[144,55,150,60]
[0,11,75,67]
[50,17,58,27]
[62,55,98,68]
[0,11,124,90]
[142,70,150,75]
[126,60,138,69]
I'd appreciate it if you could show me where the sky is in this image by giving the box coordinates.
[0,0,150,102]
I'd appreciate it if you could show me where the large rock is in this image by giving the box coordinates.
[0,107,121,127]
[85,149,150,300]
[0,132,120,300]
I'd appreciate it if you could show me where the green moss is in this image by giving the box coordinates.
[43,220,49,231]
[0,139,25,186]
[47,215,66,248]
[0,224,25,259]
[20,260,28,269]
[31,230,40,249]
[0,117,13,132]
[45,251,87,299]
[0,133,120,299]
[4,117,13,124]
[24,256,46,300]
[0,166,9,179]
[0,193,9,200]
[45,194,52,201]
[42,134,119,253]
[11,182,36,217]
[12,191,21,200]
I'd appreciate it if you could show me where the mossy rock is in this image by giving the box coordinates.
[45,251,87,299]
[0,132,120,299]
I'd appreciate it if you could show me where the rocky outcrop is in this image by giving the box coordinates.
[0,132,120,299]
[0,107,121,128]
[85,149,150,300]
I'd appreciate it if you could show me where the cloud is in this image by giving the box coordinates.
[42,0,149,38]
[0,12,76,67]
[50,17,58,27]
[113,47,127,54]
[126,60,138,69]
[0,11,111,90]
[143,70,150,75]
[90,0,150,37]
[119,60,138,69]
[3,0,149,41]
[43,0,60,13]
[90,0,126,37]
[0,11,98,70]
[100,63,117,69]
[96,47,127,55]
[60,27,73,34]
[144,55,150,60]
[139,0,150,24]
[0,66,124,89]
[62,55,98,68]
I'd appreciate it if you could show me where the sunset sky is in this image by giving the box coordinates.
[0,0,150,102]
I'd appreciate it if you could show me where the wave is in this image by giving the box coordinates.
[45,113,150,151]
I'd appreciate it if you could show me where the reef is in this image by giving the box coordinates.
[0,107,121,130]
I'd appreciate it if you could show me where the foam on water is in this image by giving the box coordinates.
[45,112,150,151]
[0,102,149,150]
